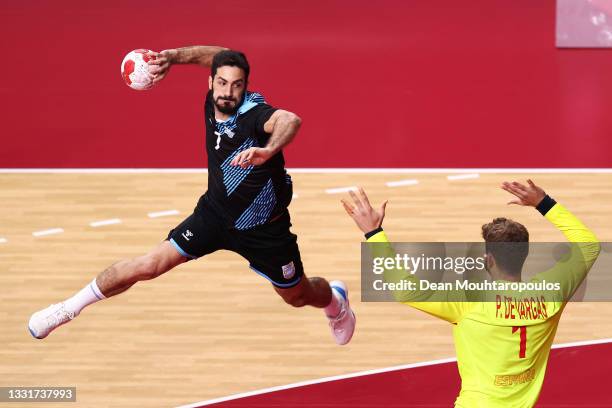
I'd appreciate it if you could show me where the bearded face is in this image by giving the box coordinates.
[209,65,246,116]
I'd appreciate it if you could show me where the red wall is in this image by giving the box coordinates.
[1,0,611,168]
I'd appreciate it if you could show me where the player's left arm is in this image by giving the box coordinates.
[502,179,601,301]
[230,110,301,168]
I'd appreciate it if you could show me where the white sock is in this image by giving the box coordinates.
[64,278,106,315]
[324,288,342,318]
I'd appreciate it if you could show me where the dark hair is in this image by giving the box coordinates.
[211,50,250,83]
[481,217,529,275]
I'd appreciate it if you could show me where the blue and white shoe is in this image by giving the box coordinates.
[28,302,75,339]
[328,280,356,345]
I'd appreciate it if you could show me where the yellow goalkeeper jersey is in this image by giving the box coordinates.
[366,202,600,407]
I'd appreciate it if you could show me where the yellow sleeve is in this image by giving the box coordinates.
[532,201,600,302]
[545,202,599,245]
[366,230,469,323]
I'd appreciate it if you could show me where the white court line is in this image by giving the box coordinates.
[176,337,612,408]
[292,193,298,199]
[550,337,612,349]
[292,168,612,174]
[386,179,419,187]
[32,228,64,237]
[89,218,121,228]
[0,168,208,174]
[448,173,480,181]
[2,168,612,174]
[176,357,458,408]
[0,238,7,244]
[325,186,357,194]
[148,210,180,218]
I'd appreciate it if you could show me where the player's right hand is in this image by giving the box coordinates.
[147,49,177,83]
[341,187,388,234]
[501,179,546,207]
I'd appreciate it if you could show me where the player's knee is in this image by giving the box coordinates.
[131,255,163,281]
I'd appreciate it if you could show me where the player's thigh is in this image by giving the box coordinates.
[234,211,304,288]
[166,211,226,260]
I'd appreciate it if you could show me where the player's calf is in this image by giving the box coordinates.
[28,241,186,339]
[275,277,330,308]
[278,290,309,308]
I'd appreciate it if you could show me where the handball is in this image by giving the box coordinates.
[121,49,156,90]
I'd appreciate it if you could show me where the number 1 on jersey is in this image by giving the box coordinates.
[512,326,527,358]
[214,131,222,150]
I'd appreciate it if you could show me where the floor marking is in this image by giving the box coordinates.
[89,218,121,227]
[148,210,180,218]
[178,337,612,408]
[386,179,419,187]
[447,173,480,181]
[176,357,458,408]
[550,337,612,349]
[32,228,64,237]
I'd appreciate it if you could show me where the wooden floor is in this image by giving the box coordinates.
[1,172,611,408]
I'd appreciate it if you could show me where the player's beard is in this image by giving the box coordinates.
[213,93,244,115]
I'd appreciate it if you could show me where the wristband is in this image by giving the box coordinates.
[536,195,556,215]
[365,227,384,239]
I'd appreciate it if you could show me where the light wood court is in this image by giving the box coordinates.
[1,172,611,407]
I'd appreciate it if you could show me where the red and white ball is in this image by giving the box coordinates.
[121,49,156,90]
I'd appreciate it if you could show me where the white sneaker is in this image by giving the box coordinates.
[28,302,75,339]
[328,280,356,345]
